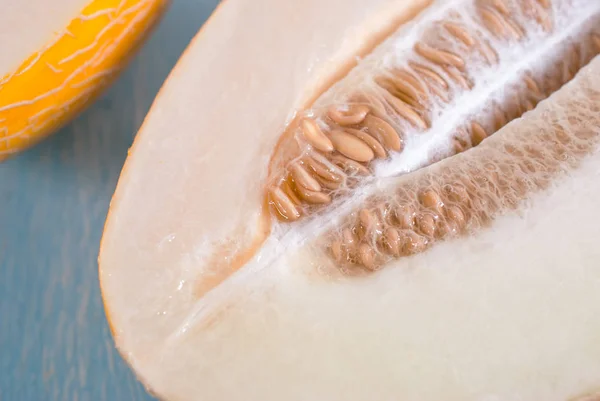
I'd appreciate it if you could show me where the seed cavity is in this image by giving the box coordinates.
[263,0,600,272]
[325,92,600,271]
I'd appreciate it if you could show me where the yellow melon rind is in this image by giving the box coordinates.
[0,0,169,160]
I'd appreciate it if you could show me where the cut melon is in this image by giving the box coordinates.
[100,0,600,400]
[0,0,168,160]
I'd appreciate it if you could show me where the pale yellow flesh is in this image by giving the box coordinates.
[100,0,600,400]
[0,0,87,75]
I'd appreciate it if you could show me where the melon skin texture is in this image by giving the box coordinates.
[100,0,600,400]
[0,0,168,161]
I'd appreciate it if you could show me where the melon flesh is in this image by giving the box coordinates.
[99,0,600,400]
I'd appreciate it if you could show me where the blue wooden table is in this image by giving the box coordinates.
[0,1,219,399]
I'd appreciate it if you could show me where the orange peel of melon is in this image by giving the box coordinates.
[0,0,168,160]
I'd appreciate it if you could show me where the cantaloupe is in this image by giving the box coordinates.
[0,0,167,160]
[99,0,600,400]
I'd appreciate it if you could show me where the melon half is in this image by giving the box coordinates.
[99,0,600,400]
[0,0,168,160]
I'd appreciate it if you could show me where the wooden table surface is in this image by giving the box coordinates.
[0,1,219,399]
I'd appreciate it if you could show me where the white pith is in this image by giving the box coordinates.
[99,0,600,399]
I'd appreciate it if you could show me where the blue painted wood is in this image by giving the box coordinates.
[0,1,220,399]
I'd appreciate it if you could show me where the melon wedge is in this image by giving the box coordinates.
[100,0,600,400]
[0,0,168,161]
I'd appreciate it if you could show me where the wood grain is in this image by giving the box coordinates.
[0,1,220,399]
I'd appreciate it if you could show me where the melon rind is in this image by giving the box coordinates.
[0,0,168,160]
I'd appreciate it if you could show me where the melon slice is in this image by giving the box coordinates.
[0,0,168,160]
[100,0,600,400]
